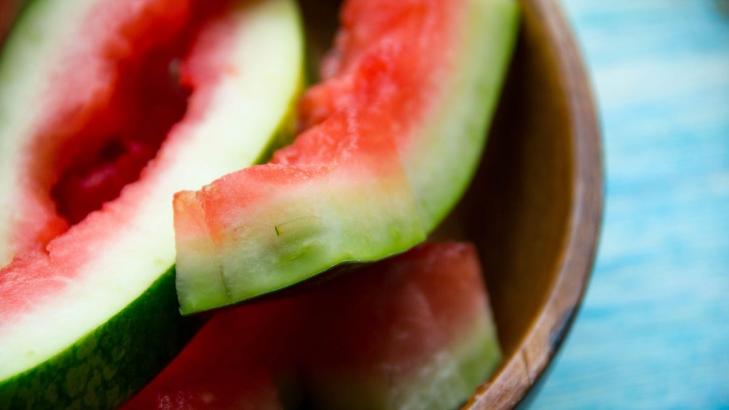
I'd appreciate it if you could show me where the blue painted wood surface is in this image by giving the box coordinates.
[529,1,729,408]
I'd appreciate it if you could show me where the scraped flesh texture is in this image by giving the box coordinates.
[0,0,236,318]
[174,0,462,311]
[125,243,500,410]
[10,0,240,257]
[8,0,179,260]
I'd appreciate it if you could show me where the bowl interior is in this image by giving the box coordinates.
[464,15,575,360]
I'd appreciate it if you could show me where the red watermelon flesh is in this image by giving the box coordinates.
[124,242,501,409]
[127,369,283,410]
[0,0,238,321]
[123,299,301,410]
[48,0,254,226]
[9,0,185,258]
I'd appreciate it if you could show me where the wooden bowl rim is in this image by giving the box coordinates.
[467,0,604,408]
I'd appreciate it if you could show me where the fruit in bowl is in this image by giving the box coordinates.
[0,0,601,408]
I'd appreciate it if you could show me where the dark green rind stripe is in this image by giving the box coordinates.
[0,270,200,409]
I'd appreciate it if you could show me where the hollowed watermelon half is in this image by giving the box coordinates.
[174,0,520,313]
[124,242,501,410]
[0,0,303,407]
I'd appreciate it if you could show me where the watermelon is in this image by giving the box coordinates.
[124,242,500,409]
[174,0,520,313]
[0,0,303,406]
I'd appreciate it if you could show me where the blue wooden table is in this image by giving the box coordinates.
[529,1,729,408]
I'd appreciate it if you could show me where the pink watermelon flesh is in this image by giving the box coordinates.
[0,0,235,319]
[124,242,501,409]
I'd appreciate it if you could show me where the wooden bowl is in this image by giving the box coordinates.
[462,0,603,407]
[1,0,601,407]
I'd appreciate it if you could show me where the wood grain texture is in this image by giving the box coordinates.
[530,0,729,408]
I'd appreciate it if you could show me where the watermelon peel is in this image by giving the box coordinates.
[174,0,520,314]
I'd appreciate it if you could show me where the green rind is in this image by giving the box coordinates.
[179,179,427,315]
[179,175,427,313]
[405,0,521,231]
[0,0,28,46]
[0,270,199,409]
[453,322,502,407]
[0,0,43,55]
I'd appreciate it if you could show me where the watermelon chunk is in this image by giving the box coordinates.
[124,242,501,410]
[174,0,520,313]
[0,0,303,407]
[301,242,501,409]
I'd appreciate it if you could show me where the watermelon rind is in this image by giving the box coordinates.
[0,269,197,409]
[175,0,520,314]
[406,0,521,230]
